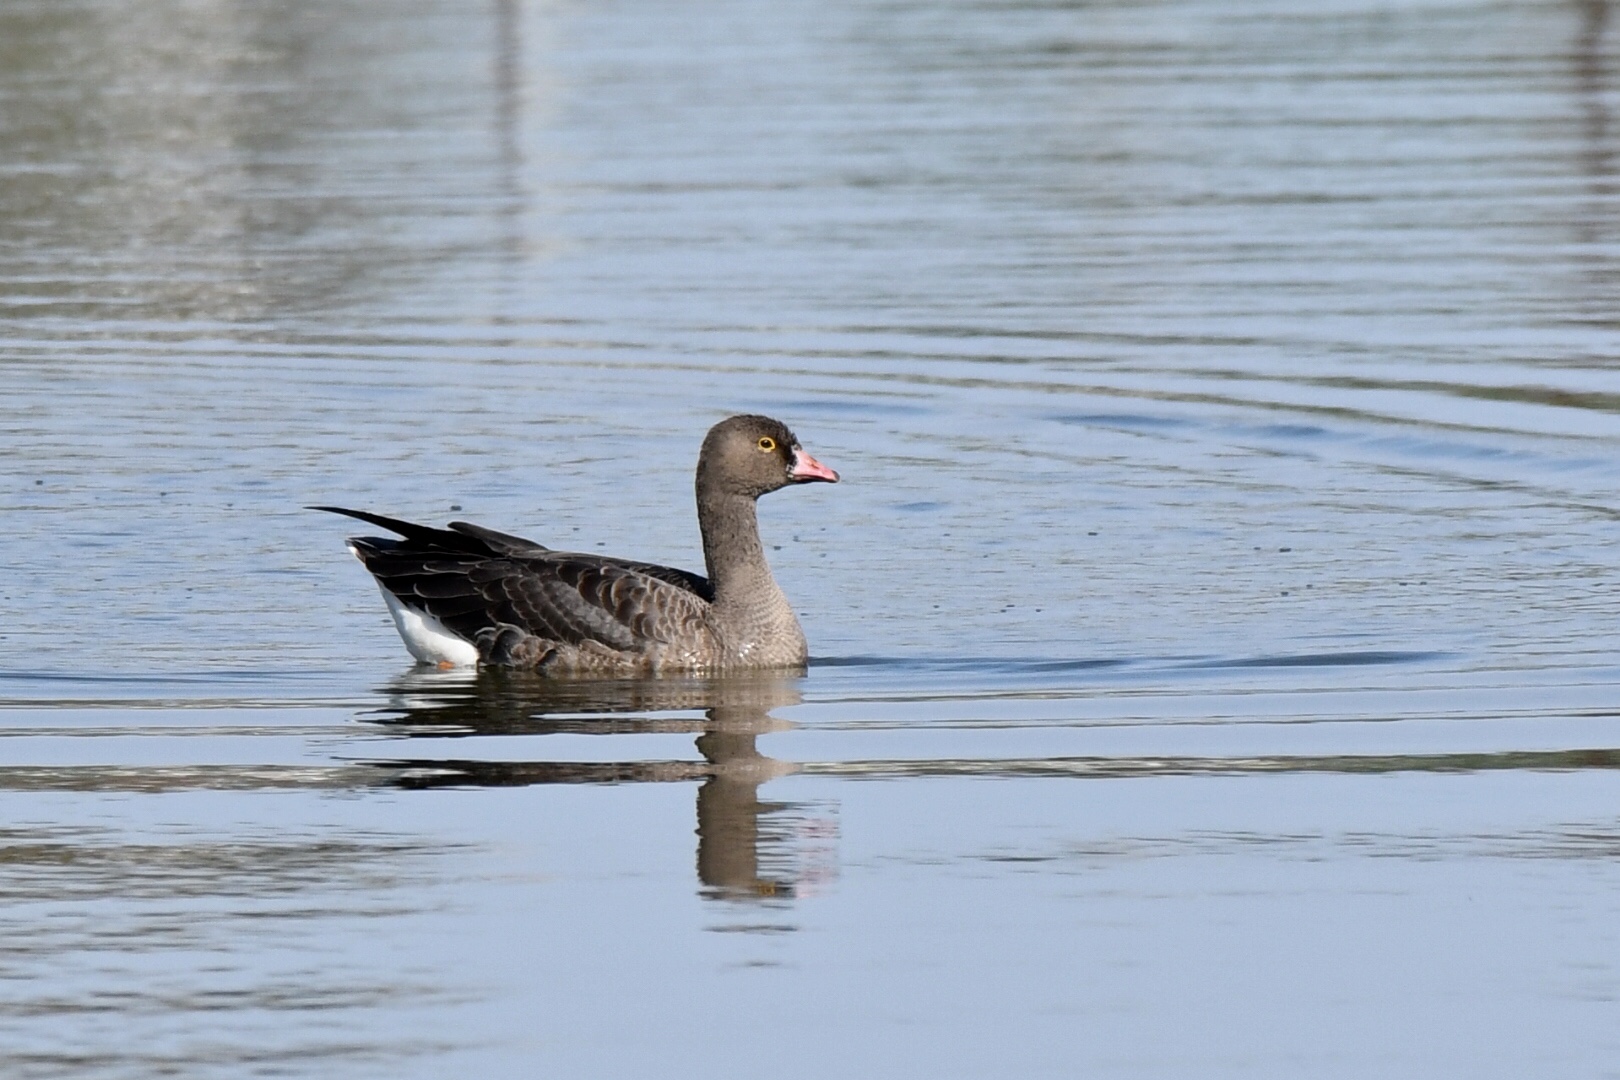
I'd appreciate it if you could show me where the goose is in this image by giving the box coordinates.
[314,414,839,673]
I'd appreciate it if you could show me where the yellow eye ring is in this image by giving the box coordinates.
[757,436,776,452]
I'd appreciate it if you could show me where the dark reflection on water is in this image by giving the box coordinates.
[813,747,1620,781]
[1574,0,1615,193]
[367,669,802,735]
[1572,0,1620,316]
[0,826,441,904]
[1176,649,1448,670]
[368,671,828,902]
[813,654,1131,673]
[0,765,380,792]
[815,648,1445,676]
[983,823,1620,866]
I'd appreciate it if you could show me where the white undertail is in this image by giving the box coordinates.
[349,540,479,666]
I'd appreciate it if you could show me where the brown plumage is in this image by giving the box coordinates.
[314,415,839,674]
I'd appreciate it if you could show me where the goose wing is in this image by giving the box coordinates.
[313,507,715,665]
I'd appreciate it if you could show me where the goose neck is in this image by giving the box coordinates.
[697,486,771,600]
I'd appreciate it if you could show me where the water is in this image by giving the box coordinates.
[4,0,1620,1074]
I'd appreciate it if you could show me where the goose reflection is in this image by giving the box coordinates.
[364,670,827,901]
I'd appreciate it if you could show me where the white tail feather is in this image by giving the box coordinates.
[377,587,479,667]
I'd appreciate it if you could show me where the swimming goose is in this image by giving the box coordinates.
[314,414,839,673]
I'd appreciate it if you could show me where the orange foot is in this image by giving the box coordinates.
[437,660,458,671]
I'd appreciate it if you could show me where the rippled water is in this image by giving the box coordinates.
[5,0,1620,1075]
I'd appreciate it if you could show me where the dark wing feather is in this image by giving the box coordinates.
[447,520,551,556]
[367,549,712,657]
[315,507,715,665]
[309,506,493,555]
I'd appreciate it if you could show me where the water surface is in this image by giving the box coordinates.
[4,0,1620,1076]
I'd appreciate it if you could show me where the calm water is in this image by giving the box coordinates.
[5,0,1620,1075]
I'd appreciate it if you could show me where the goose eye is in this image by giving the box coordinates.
[757,436,776,452]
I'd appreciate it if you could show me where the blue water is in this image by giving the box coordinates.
[5,0,1620,1075]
